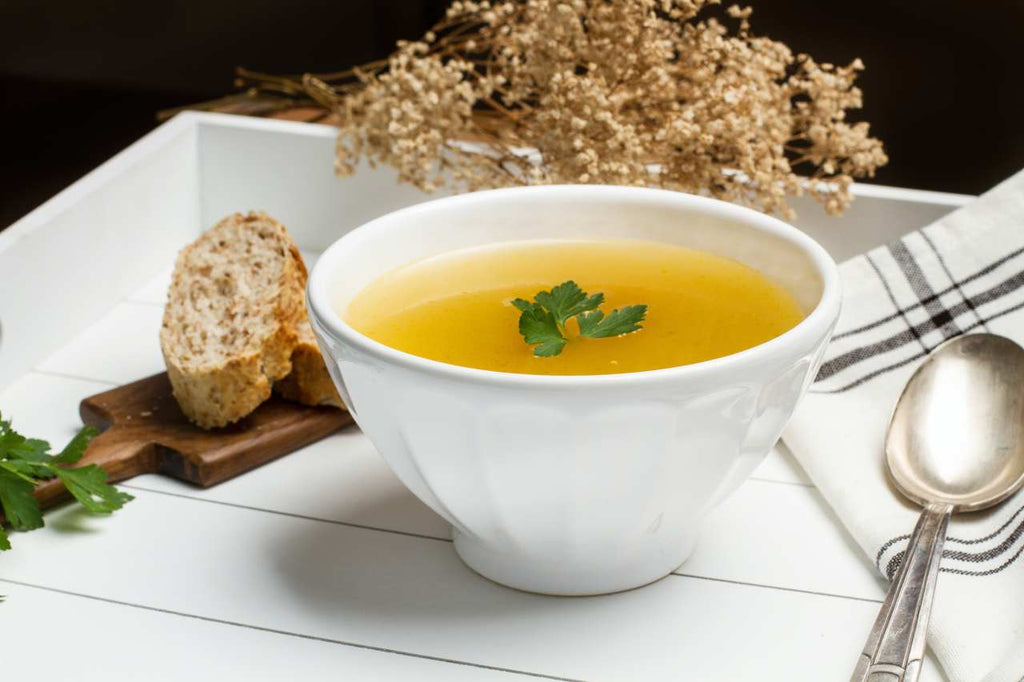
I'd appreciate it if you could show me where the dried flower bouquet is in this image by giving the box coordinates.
[220,0,887,217]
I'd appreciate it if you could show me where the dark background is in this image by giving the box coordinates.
[2,0,1022,228]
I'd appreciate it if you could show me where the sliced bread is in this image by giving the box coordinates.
[160,212,308,428]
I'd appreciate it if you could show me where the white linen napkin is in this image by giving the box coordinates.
[783,170,1024,682]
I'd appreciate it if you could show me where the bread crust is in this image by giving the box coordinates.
[274,324,344,409]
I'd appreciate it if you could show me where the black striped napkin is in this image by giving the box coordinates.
[784,170,1024,682]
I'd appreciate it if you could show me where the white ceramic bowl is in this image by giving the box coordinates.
[308,185,841,595]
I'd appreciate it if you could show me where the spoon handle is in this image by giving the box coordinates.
[851,504,951,682]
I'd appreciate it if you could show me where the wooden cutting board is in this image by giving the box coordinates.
[34,373,354,509]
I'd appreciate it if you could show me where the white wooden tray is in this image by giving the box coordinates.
[0,113,973,681]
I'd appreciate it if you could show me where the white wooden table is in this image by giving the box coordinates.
[0,113,973,681]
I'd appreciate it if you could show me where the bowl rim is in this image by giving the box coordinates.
[307,184,842,388]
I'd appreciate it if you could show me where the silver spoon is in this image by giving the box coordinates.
[852,333,1024,682]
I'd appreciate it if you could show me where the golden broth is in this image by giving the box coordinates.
[342,240,804,376]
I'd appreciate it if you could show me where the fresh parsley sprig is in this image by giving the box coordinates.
[0,412,132,551]
[512,281,647,357]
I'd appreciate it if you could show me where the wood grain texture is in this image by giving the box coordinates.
[33,373,353,509]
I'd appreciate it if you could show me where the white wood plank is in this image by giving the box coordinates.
[125,264,174,306]
[0,583,539,682]
[0,372,113,445]
[0,488,881,681]
[688,478,885,602]
[37,301,164,385]
[129,431,452,540]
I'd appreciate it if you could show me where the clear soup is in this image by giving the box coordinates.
[343,240,804,376]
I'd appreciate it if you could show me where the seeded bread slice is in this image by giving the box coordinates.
[275,322,344,408]
[160,212,308,428]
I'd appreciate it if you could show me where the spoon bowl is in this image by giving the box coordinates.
[886,333,1024,511]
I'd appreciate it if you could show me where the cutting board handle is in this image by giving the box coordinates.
[33,408,156,511]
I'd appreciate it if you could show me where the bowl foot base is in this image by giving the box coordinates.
[452,531,697,596]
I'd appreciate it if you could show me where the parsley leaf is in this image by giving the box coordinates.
[512,299,568,357]
[53,426,96,465]
[0,468,43,538]
[532,281,604,326]
[577,304,648,338]
[513,281,647,357]
[0,413,132,551]
[57,466,133,514]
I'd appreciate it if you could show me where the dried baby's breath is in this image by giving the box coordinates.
[241,1,888,217]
